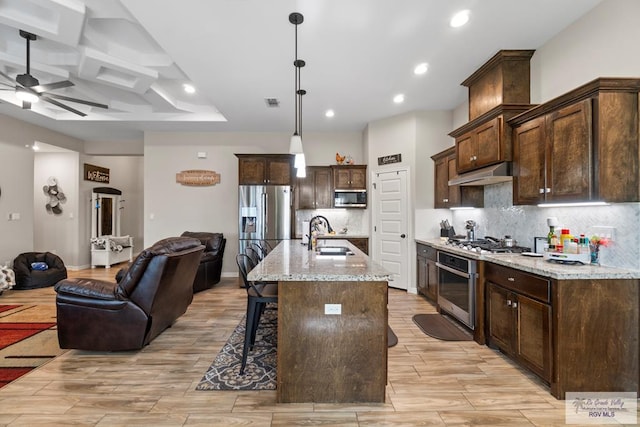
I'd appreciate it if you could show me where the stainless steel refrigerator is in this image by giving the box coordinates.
[238,185,291,256]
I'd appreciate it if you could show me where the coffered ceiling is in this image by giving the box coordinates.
[0,0,603,141]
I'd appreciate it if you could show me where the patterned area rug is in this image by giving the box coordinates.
[197,308,399,391]
[196,308,277,391]
[0,305,64,388]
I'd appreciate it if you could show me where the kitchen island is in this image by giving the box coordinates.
[248,239,391,403]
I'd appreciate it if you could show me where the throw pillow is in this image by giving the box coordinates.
[110,236,131,247]
[31,262,49,271]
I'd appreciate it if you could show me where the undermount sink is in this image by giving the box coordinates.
[316,246,354,256]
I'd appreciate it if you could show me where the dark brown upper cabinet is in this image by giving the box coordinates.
[295,166,333,209]
[450,50,536,174]
[431,146,483,209]
[509,78,640,204]
[236,154,294,185]
[332,165,367,190]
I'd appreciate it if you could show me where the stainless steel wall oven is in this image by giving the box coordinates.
[436,251,476,330]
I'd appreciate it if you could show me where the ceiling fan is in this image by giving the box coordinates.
[0,30,108,117]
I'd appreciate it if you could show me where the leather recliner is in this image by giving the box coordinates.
[180,231,226,292]
[54,237,204,351]
[13,252,68,290]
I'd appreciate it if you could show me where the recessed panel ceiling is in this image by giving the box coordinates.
[0,0,222,130]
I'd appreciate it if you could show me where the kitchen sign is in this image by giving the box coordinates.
[176,170,221,186]
[378,153,402,165]
[84,163,110,183]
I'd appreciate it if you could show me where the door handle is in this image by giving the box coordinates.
[400,234,406,238]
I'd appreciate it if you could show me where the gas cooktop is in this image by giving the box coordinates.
[446,238,531,254]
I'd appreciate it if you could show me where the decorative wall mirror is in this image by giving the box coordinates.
[91,187,122,238]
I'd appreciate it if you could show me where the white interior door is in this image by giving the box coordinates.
[373,169,409,290]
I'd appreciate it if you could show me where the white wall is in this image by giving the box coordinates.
[530,0,640,104]
[414,111,455,209]
[0,141,34,266]
[34,152,80,267]
[0,114,84,267]
[84,140,144,156]
[143,131,363,277]
[365,111,455,244]
[414,111,456,240]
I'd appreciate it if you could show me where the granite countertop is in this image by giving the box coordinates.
[317,234,369,239]
[248,239,390,282]
[294,234,370,239]
[416,237,640,280]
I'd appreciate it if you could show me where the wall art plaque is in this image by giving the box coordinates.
[84,163,110,183]
[176,170,221,186]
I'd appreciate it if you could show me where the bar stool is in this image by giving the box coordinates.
[235,254,278,375]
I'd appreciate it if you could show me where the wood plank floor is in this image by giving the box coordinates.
[0,265,620,426]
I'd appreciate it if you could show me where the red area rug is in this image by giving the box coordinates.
[0,305,62,388]
[0,323,57,350]
[0,367,32,387]
[0,305,20,314]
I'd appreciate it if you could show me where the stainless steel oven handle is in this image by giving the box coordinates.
[436,262,471,279]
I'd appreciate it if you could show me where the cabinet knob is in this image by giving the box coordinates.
[507,277,515,282]
[400,234,406,238]
[539,188,545,194]
[512,302,518,309]
[546,188,551,193]
[443,198,448,203]
[506,299,512,307]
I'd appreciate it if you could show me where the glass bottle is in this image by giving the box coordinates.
[547,226,557,251]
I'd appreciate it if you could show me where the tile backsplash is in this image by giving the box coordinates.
[295,209,369,238]
[450,182,640,271]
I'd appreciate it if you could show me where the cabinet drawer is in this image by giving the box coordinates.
[416,243,436,260]
[485,263,550,303]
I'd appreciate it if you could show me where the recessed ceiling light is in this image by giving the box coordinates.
[32,143,40,151]
[393,94,405,104]
[414,62,429,75]
[325,109,335,118]
[183,84,196,94]
[450,10,470,28]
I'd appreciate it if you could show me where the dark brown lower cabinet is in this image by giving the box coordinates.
[487,282,551,382]
[486,262,639,399]
[416,243,437,302]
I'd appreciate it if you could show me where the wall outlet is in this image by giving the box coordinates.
[590,226,616,242]
[324,304,341,315]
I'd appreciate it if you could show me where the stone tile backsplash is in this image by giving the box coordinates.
[450,182,640,271]
[295,209,369,238]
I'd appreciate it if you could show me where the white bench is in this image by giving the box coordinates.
[91,235,134,268]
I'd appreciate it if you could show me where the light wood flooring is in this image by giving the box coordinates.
[0,265,626,426]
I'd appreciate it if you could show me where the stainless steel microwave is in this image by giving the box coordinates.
[334,189,367,208]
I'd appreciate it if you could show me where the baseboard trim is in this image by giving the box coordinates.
[221,272,239,278]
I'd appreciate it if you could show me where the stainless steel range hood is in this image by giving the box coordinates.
[448,162,512,186]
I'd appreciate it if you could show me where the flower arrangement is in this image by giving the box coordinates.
[589,235,610,265]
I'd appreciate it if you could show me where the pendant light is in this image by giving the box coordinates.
[289,12,306,177]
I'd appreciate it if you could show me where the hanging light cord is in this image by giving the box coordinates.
[294,18,299,136]
[290,12,304,138]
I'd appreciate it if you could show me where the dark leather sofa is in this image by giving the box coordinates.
[13,252,67,290]
[180,231,226,292]
[54,237,204,351]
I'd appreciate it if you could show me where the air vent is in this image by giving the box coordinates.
[264,98,280,108]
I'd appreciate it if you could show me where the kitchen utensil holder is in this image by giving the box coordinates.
[440,227,456,238]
